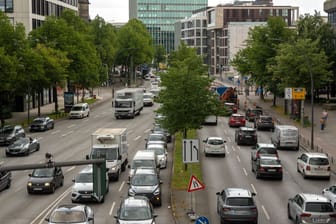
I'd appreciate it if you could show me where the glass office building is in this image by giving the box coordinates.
[129,0,207,53]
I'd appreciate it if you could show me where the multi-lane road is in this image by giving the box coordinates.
[0,92,334,224]
[0,101,175,224]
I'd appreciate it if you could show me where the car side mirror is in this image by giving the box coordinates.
[153,214,158,218]
[72,178,75,182]
[106,168,110,172]
[45,218,50,222]
[28,174,32,177]
[160,180,163,184]
[251,146,256,150]
[128,164,131,168]
[203,140,206,143]
[118,155,122,160]
[224,140,227,143]
[216,192,221,195]
[114,215,118,219]
[127,181,130,185]
[252,192,256,196]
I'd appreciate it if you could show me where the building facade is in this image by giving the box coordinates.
[324,0,336,27]
[207,1,298,75]
[129,0,208,53]
[1,0,79,112]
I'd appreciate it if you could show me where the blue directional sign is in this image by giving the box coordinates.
[195,216,209,224]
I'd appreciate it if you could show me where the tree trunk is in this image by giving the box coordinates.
[37,91,41,117]
[183,128,188,171]
[53,83,58,113]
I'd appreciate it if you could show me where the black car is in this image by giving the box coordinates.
[251,156,283,179]
[29,117,54,132]
[0,170,11,192]
[235,127,257,146]
[0,125,25,145]
[6,137,40,156]
[151,125,172,143]
[254,115,274,131]
[245,108,263,122]
[128,168,162,206]
[46,204,94,224]
[27,167,64,194]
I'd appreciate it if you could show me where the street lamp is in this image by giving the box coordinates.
[309,65,314,151]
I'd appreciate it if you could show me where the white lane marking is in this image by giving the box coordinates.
[243,168,248,176]
[237,146,240,150]
[37,137,43,141]
[109,201,116,216]
[31,187,72,224]
[227,137,231,143]
[225,147,229,154]
[250,183,257,194]
[83,119,89,123]
[119,181,125,192]
[232,146,235,152]
[0,161,3,165]
[66,166,76,173]
[144,128,151,133]
[134,136,141,141]
[94,115,99,118]
[236,155,241,162]
[128,130,134,135]
[61,131,73,137]
[67,124,75,128]
[51,130,60,134]
[262,205,270,220]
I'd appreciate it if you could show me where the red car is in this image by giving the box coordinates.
[228,113,246,127]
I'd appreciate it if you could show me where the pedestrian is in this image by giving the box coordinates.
[320,109,328,130]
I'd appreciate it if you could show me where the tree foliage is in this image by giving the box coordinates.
[157,43,219,136]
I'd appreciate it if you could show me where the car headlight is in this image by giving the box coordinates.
[153,186,160,195]
[44,182,50,187]
[27,182,32,187]
[110,166,118,171]
[128,188,136,196]
[6,135,14,140]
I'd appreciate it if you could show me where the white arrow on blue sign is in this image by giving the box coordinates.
[195,216,209,224]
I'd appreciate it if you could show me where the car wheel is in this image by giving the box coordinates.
[36,144,40,151]
[220,217,225,224]
[303,170,307,179]
[51,124,54,129]
[296,217,300,224]
[256,171,260,179]
[5,180,11,189]
[60,179,64,187]
[287,205,292,219]
[50,185,55,193]
[25,149,29,156]
[99,196,105,203]
[237,140,241,146]
[205,152,208,157]
[114,169,120,181]
[87,112,90,117]
[121,162,126,172]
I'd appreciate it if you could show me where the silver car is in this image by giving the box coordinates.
[46,204,94,224]
[146,144,167,169]
[216,188,258,224]
[288,193,336,224]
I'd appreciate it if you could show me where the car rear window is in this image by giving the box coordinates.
[208,139,224,145]
[260,158,281,165]
[309,158,329,165]
[226,197,254,206]
[259,148,277,154]
[283,129,297,137]
[305,202,333,212]
[260,117,272,122]
[242,130,256,134]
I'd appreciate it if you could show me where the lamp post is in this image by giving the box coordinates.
[309,66,314,150]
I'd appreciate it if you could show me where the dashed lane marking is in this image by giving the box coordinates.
[243,168,248,176]
[67,124,75,128]
[236,155,241,162]
[144,128,151,133]
[134,136,141,141]
[109,201,116,216]
[61,131,73,137]
[51,130,60,135]
[251,183,257,194]
[119,181,125,192]
[262,205,271,220]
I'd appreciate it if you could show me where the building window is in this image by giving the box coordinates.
[0,0,13,13]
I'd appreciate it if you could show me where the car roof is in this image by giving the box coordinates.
[231,113,244,117]
[300,193,330,203]
[54,204,86,212]
[123,196,150,207]
[146,144,165,149]
[225,188,253,198]
[275,125,298,130]
[207,136,224,140]
[259,155,280,161]
[257,143,276,148]
[239,127,255,131]
[303,152,329,158]
[134,167,157,175]
[73,103,88,106]
[79,165,93,173]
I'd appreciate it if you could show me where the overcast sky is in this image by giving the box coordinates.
[89,0,326,23]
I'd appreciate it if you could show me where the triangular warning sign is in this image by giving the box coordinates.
[187,175,205,192]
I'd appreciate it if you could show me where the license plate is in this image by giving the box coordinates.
[245,136,251,138]
[34,188,42,191]
[82,195,91,198]
[313,218,326,223]
[268,169,276,172]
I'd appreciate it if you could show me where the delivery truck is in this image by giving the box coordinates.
[114,88,144,119]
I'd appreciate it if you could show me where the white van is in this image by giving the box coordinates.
[271,125,299,150]
[128,150,159,180]
[69,103,90,119]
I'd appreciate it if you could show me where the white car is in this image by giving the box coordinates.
[322,185,336,209]
[297,152,330,179]
[203,137,226,157]
[69,103,90,119]
[146,144,168,169]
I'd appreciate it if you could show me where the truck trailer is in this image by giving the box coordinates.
[114,88,144,119]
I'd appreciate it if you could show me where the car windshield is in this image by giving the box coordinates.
[148,135,165,141]
[208,139,224,145]
[143,94,153,99]
[152,147,165,155]
[50,211,86,223]
[75,172,92,183]
[305,202,333,212]
[32,168,54,177]
[131,160,155,169]
[120,206,152,220]
[132,174,158,186]
[0,127,14,134]
[226,197,254,206]
[115,101,132,108]
[71,106,83,111]
[11,138,29,146]
[91,148,118,160]
[309,158,329,165]
[32,119,44,124]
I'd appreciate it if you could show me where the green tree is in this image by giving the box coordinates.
[116,19,154,85]
[154,45,166,70]
[231,17,294,105]
[271,38,332,95]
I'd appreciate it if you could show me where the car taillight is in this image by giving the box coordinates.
[259,167,265,172]
[306,165,311,171]
[223,207,231,212]
[329,213,336,218]
[300,213,311,217]
[250,208,257,212]
[254,134,257,139]
[256,152,260,157]
[278,167,283,172]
